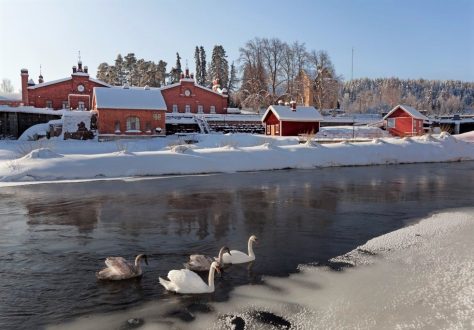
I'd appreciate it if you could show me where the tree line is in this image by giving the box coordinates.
[95,39,473,114]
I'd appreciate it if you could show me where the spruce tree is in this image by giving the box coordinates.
[199,46,207,86]
[208,45,229,90]
[194,46,201,84]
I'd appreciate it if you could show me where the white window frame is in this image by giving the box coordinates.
[387,118,396,128]
[126,116,140,132]
[185,104,191,113]
[62,101,69,109]
[210,105,216,114]
[46,100,53,108]
[197,105,203,114]
[172,104,178,113]
[78,101,85,110]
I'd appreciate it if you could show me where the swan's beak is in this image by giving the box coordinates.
[143,255,149,265]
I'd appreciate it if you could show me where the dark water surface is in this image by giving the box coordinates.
[1,162,473,329]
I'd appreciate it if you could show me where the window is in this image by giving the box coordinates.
[197,105,203,114]
[78,101,85,110]
[185,105,191,113]
[126,116,140,131]
[210,105,216,114]
[62,101,69,109]
[387,118,396,128]
[145,122,152,133]
[46,100,53,108]
[172,104,178,113]
[114,121,121,133]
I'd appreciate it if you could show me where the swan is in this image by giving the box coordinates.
[159,261,221,294]
[184,246,231,272]
[221,235,258,264]
[96,254,148,280]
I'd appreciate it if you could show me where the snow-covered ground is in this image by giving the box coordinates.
[0,131,473,185]
[48,207,474,330]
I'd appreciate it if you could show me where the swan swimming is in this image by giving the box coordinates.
[159,261,221,294]
[96,254,148,280]
[184,246,231,272]
[221,235,258,264]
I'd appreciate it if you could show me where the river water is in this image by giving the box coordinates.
[0,162,473,329]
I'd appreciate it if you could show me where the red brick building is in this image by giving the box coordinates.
[262,102,323,136]
[93,85,167,137]
[383,104,428,137]
[21,60,111,110]
[160,69,228,114]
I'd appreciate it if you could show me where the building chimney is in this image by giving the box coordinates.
[84,66,88,74]
[190,73,194,79]
[185,67,190,78]
[290,100,296,111]
[72,66,77,73]
[21,68,29,105]
[180,72,185,79]
[78,60,83,72]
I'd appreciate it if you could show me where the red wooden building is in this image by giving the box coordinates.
[261,102,323,136]
[160,69,228,114]
[21,60,111,110]
[383,104,429,137]
[93,85,167,137]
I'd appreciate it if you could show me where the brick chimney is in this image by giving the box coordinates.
[21,68,29,105]
[290,100,296,111]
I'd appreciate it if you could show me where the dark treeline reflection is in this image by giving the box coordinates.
[0,162,473,329]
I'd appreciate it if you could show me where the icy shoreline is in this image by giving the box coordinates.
[1,132,474,185]
[48,208,474,329]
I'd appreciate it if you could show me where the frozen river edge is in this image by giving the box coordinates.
[49,208,474,330]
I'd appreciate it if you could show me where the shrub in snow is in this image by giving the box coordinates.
[402,136,413,142]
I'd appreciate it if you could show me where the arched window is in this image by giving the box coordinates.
[126,116,140,131]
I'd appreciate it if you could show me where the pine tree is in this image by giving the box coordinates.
[208,45,229,90]
[228,61,237,93]
[199,46,207,86]
[194,46,202,84]
[123,53,137,85]
[169,52,182,83]
[114,54,126,86]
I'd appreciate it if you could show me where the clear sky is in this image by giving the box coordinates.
[1,0,473,92]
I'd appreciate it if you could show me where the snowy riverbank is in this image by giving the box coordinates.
[1,131,474,185]
[48,208,474,329]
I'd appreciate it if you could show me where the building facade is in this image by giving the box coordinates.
[21,61,111,110]
[160,69,228,115]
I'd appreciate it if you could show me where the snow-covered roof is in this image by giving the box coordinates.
[262,105,324,122]
[160,81,228,97]
[383,105,429,121]
[28,76,111,89]
[93,87,167,110]
[0,92,21,101]
[0,105,64,115]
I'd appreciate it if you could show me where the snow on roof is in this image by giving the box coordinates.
[0,92,21,101]
[262,105,324,122]
[0,105,64,115]
[89,78,112,87]
[384,104,429,121]
[93,87,167,110]
[28,77,72,89]
[160,81,228,97]
[71,72,89,77]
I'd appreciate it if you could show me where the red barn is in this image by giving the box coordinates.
[262,103,323,136]
[21,60,111,110]
[383,104,429,137]
[160,69,228,114]
[93,85,167,138]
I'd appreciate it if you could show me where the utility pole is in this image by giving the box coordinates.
[351,47,354,81]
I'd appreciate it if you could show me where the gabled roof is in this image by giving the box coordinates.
[160,81,228,97]
[262,105,324,122]
[93,87,167,110]
[383,104,429,121]
[28,76,111,89]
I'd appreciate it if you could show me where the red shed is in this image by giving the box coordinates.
[261,103,323,136]
[93,85,167,138]
[383,104,429,137]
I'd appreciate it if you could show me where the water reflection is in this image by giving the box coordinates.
[0,162,473,329]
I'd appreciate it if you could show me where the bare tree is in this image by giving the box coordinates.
[1,78,14,93]
[261,38,285,104]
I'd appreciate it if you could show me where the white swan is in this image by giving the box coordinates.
[96,254,148,280]
[184,246,231,272]
[159,261,221,294]
[221,235,258,264]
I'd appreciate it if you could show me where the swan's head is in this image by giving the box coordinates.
[220,246,231,255]
[249,235,258,244]
[210,261,221,274]
[136,254,149,266]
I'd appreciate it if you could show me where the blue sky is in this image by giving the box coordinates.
[1,0,473,91]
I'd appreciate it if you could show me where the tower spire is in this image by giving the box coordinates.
[78,50,81,63]
[38,64,44,83]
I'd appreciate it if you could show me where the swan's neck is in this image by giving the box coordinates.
[217,248,225,264]
[248,239,255,258]
[134,256,142,273]
[208,266,216,291]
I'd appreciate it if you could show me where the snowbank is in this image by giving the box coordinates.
[47,208,474,330]
[0,133,473,184]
